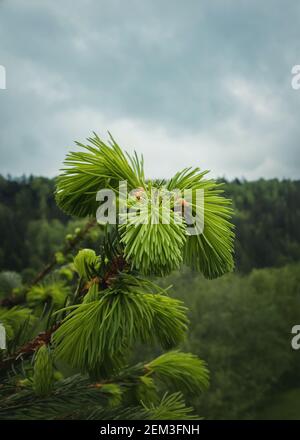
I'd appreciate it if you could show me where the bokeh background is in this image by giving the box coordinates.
[0,0,300,419]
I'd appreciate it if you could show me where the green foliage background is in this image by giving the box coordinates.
[0,175,300,419]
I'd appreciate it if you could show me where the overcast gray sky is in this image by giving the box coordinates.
[0,0,299,180]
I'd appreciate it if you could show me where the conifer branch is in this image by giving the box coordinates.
[31,218,97,286]
[0,133,234,420]
[0,254,128,372]
[0,322,60,371]
[0,218,97,308]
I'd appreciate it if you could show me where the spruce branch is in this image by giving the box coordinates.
[0,218,97,308]
[30,217,97,286]
[0,322,60,372]
[52,285,188,377]
[0,132,236,420]
[145,351,209,394]
[0,374,117,420]
[56,133,235,278]
[0,252,129,373]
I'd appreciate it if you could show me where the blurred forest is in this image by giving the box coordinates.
[0,175,300,419]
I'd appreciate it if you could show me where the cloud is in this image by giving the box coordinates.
[0,0,299,179]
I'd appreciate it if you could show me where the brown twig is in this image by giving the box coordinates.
[30,218,97,286]
[0,218,97,308]
[0,322,61,371]
[102,255,127,288]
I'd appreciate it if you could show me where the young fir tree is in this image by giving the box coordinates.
[0,134,234,420]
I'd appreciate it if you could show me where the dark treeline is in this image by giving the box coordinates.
[225,179,300,272]
[0,176,67,273]
[0,175,299,276]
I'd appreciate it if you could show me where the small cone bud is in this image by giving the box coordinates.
[33,344,53,396]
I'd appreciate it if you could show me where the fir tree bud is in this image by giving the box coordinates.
[74,249,99,280]
[33,344,53,396]
[55,251,65,265]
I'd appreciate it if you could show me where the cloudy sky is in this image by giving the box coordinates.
[0,0,299,180]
